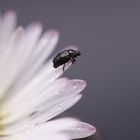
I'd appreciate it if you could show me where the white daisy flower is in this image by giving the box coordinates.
[0,11,96,140]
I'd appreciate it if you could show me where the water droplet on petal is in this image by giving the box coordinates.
[76,127,81,131]
[58,106,62,111]
[73,85,77,89]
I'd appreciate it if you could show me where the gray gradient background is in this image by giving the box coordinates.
[0,0,140,140]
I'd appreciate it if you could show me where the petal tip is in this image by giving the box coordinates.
[47,29,60,37]
[4,10,16,18]
[89,124,96,134]
[70,79,87,93]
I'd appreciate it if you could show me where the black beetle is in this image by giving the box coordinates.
[53,49,81,71]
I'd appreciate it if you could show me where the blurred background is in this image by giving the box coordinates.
[0,0,140,140]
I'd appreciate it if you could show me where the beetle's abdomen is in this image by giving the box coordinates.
[53,51,71,68]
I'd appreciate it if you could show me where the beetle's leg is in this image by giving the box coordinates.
[73,58,76,62]
[62,64,65,72]
[71,58,76,64]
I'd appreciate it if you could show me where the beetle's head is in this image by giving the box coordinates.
[75,50,81,56]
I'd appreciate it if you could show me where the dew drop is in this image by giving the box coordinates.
[58,106,62,111]
[73,85,77,89]
[76,127,81,131]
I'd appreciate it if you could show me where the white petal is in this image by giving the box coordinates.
[0,26,24,99]
[10,23,42,72]
[2,132,70,140]
[3,118,95,140]
[37,117,80,132]
[45,118,96,139]
[64,121,96,139]
[0,11,16,52]
[33,30,59,60]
